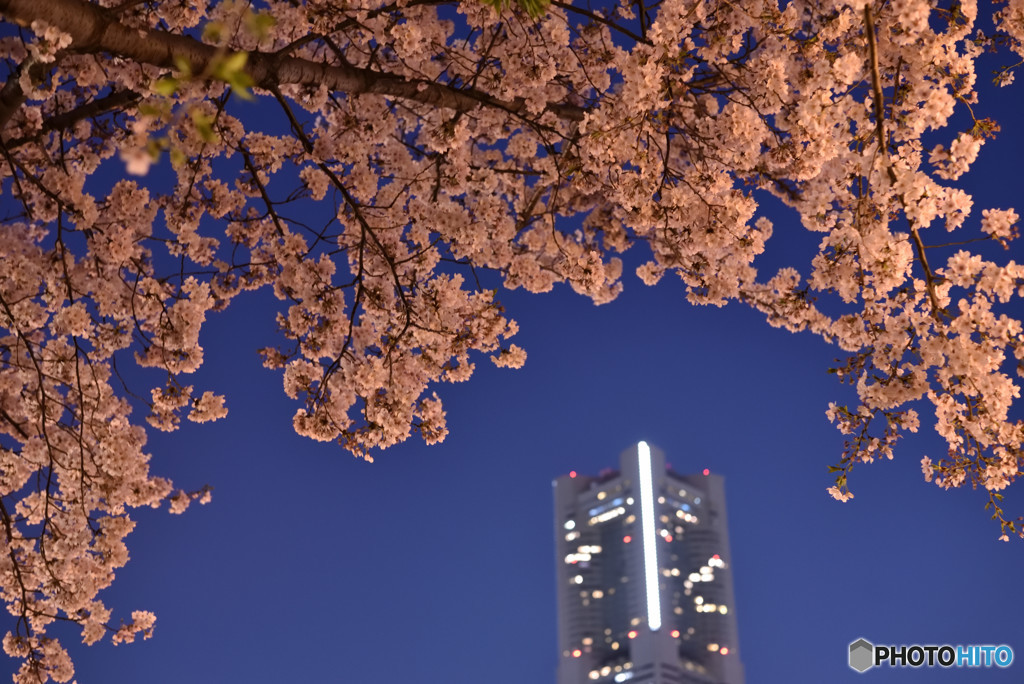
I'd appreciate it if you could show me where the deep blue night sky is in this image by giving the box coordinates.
[5,8,1024,684]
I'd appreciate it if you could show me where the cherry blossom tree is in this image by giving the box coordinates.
[1,0,1023,679]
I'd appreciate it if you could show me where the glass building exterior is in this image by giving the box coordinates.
[553,442,744,684]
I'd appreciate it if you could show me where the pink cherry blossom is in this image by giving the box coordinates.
[2,0,1024,679]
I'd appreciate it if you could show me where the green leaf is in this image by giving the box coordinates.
[153,77,178,97]
[246,12,277,40]
[173,56,192,77]
[228,71,256,101]
[145,138,165,161]
[220,51,249,78]
[518,0,550,17]
[169,147,186,168]
[478,0,549,17]
[190,109,218,143]
[202,21,224,43]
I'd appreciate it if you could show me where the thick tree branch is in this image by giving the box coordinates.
[0,0,586,121]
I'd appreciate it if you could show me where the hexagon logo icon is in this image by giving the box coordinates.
[849,638,874,673]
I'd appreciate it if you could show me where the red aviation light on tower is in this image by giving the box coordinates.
[702,468,710,476]
[570,471,577,478]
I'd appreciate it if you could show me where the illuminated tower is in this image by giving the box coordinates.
[553,442,744,684]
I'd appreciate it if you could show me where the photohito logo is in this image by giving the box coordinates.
[849,638,1014,672]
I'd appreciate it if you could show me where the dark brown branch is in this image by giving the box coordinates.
[0,0,586,121]
[4,88,140,148]
[863,6,943,318]
[0,57,57,135]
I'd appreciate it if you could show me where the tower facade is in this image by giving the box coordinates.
[553,442,743,684]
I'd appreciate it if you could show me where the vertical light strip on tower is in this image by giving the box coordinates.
[637,441,662,631]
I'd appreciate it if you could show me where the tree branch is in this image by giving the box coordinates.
[0,0,586,121]
[863,5,943,318]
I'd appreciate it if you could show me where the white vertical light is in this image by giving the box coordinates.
[637,441,662,631]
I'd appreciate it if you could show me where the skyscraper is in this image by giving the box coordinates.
[553,442,744,684]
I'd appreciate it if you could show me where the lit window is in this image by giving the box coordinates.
[630,617,641,626]
[565,531,580,541]
[589,672,599,680]
[611,641,620,650]
[601,666,611,676]
[671,568,680,576]
[597,491,607,500]
[708,643,719,652]
[564,520,576,530]
[626,497,634,505]
[592,590,604,599]
[719,605,728,614]
[573,575,583,584]
[658,496,666,504]
[694,596,703,604]
[589,506,626,524]
[582,637,593,646]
